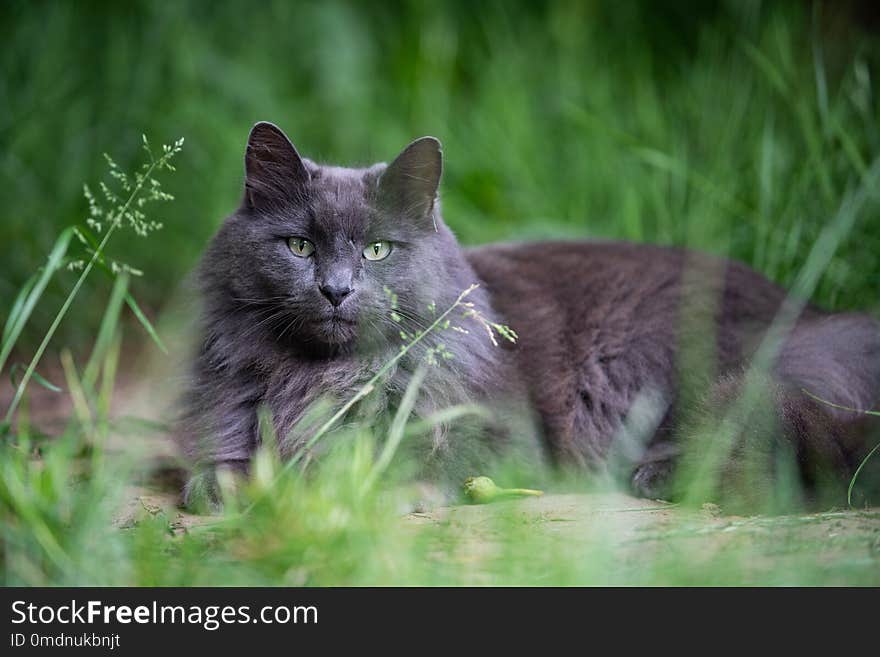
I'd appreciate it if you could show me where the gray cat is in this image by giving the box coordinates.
[178,121,880,510]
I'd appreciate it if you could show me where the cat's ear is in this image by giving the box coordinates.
[377,137,442,230]
[244,122,310,211]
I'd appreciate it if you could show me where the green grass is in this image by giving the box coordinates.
[3,1,879,349]
[2,1,880,586]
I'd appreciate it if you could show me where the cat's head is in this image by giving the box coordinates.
[205,121,458,349]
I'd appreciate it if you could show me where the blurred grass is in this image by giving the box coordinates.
[3,0,880,586]
[2,0,879,351]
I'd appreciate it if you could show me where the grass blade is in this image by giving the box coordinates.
[3,272,38,345]
[849,442,880,507]
[124,292,167,354]
[83,272,129,392]
[362,365,427,493]
[802,389,880,506]
[9,364,62,393]
[403,403,490,437]
[98,332,122,421]
[60,349,93,430]
[75,225,167,354]
[0,227,74,377]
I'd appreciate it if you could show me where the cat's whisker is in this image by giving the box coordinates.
[230,296,294,313]
[244,305,285,319]
[277,313,307,342]
[389,306,431,331]
[236,310,287,335]
[363,316,388,344]
[231,295,292,303]
[238,307,293,340]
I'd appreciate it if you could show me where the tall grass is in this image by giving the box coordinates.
[2,1,880,586]
[1,138,181,584]
[2,1,878,350]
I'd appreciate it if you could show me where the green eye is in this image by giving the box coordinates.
[363,240,392,261]
[288,237,315,258]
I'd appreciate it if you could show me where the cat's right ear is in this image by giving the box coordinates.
[243,122,310,211]
[377,137,442,231]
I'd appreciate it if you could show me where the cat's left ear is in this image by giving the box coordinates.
[244,121,310,211]
[377,137,442,230]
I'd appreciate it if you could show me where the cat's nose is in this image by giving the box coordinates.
[319,284,352,307]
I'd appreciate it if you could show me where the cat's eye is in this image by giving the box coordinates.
[288,237,315,258]
[363,240,392,261]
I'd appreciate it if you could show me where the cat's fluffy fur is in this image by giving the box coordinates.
[178,123,537,504]
[470,242,880,507]
[178,121,880,509]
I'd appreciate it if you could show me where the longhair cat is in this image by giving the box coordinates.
[178,121,880,510]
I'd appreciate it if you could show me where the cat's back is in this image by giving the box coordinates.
[464,239,798,463]
[466,239,791,330]
[467,240,686,307]
[465,240,696,381]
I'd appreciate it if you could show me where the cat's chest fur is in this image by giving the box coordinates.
[259,349,401,452]
[252,331,512,462]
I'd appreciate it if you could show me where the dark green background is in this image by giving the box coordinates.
[2,0,879,348]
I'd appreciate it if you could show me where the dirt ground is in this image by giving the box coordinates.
[407,493,880,582]
[113,481,880,584]
[6,368,880,585]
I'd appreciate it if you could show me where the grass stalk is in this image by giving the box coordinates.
[4,158,163,424]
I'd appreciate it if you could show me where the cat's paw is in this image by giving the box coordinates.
[631,460,675,501]
[391,481,454,515]
[182,460,250,514]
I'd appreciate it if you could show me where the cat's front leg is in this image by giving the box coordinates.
[178,388,260,511]
[182,459,251,512]
[393,481,456,515]
[631,440,680,501]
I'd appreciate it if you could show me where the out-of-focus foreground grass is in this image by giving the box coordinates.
[2,1,880,586]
